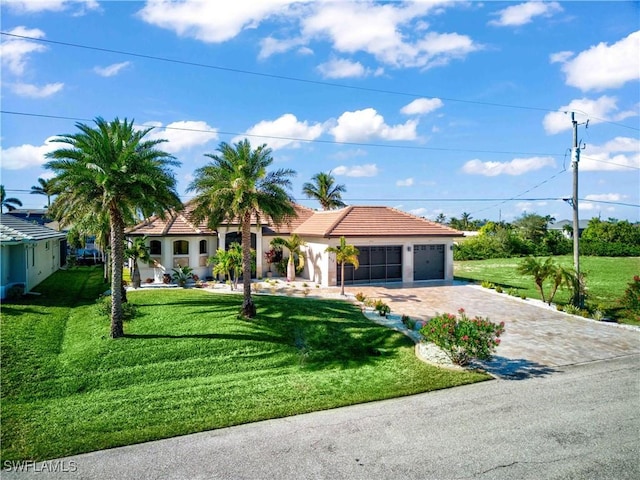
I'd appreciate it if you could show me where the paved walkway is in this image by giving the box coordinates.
[342,282,640,379]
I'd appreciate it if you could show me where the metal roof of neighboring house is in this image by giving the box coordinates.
[126,203,216,236]
[1,214,66,244]
[293,206,464,238]
[549,219,590,230]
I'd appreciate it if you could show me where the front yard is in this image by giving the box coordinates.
[1,267,489,462]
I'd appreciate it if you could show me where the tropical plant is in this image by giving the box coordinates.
[420,309,505,366]
[171,265,194,287]
[125,237,151,288]
[188,139,296,318]
[1,185,22,212]
[324,236,359,296]
[264,247,282,273]
[516,256,557,304]
[271,233,307,281]
[30,177,56,208]
[208,248,233,285]
[434,213,446,224]
[45,117,182,338]
[617,275,640,319]
[302,171,346,210]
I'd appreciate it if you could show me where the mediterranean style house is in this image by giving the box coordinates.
[0,213,67,299]
[125,203,463,287]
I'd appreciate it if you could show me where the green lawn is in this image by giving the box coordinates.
[1,267,488,462]
[454,255,640,322]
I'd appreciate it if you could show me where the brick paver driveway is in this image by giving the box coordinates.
[343,282,640,378]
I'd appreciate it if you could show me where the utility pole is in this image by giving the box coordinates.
[571,112,583,307]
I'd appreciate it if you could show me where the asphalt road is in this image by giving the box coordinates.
[4,354,639,480]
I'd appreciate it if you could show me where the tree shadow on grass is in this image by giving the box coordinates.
[476,356,559,380]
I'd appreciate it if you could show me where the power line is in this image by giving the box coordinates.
[0,109,564,157]
[2,30,639,133]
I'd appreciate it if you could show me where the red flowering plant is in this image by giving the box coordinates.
[420,308,505,366]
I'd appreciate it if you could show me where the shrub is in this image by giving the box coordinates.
[420,309,505,366]
[373,299,391,317]
[355,291,367,303]
[618,275,640,317]
[401,314,415,329]
[562,304,581,315]
[481,280,495,289]
[6,284,25,300]
[95,295,137,321]
[495,285,503,293]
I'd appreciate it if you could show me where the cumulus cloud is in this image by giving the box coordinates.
[396,177,414,187]
[584,193,625,202]
[9,82,64,98]
[462,156,556,176]
[234,113,324,150]
[543,96,637,134]
[409,207,428,217]
[5,0,99,14]
[143,120,218,154]
[316,58,371,79]
[556,30,640,91]
[333,164,379,177]
[330,108,418,142]
[549,50,573,64]
[137,0,299,43]
[258,36,307,60]
[580,136,640,172]
[400,97,443,115]
[0,137,59,170]
[0,26,47,76]
[93,61,131,77]
[489,1,562,27]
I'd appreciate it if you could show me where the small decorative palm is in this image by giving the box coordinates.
[271,234,306,281]
[325,236,359,296]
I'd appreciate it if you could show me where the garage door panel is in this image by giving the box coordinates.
[413,244,445,281]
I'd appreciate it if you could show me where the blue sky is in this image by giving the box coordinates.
[1,0,639,223]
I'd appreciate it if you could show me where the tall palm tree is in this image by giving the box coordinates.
[270,233,306,281]
[460,212,473,230]
[325,236,359,296]
[188,139,296,318]
[302,171,346,210]
[1,185,23,212]
[30,177,56,208]
[45,117,182,338]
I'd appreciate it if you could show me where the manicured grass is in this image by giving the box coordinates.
[454,255,640,322]
[1,267,489,462]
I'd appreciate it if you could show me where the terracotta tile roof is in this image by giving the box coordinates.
[126,203,216,236]
[294,206,463,238]
[1,214,66,243]
[262,204,316,235]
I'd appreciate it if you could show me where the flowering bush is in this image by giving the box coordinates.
[420,308,505,366]
[618,275,640,317]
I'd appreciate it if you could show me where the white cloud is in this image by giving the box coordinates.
[462,156,556,176]
[584,193,625,202]
[144,120,218,154]
[557,30,640,91]
[543,96,637,134]
[330,108,418,142]
[316,58,369,79]
[93,61,131,77]
[580,136,640,172]
[333,164,379,177]
[489,1,562,27]
[579,202,595,211]
[234,113,324,150]
[137,0,300,44]
[5,0,99,14]
[258,36,306,60]
[0,26,47,76]
[9,82,64,98]
[0,136,59,170]
[409,207,428,217]
[396,177,414,187]
[400,97,443,115]
[549,50,573,64]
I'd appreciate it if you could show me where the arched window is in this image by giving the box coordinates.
[173,240,189,255]
[150,240,162,255]
[199,240,208,254]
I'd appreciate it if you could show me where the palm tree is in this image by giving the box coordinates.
[188,139,296,318]
[516,256,557,304]
[271,233,306,281]
[30,177,56,208]
[435,213,446,224]
[325,236,360,296]
[302,171,346,210]
[45,117,182,338]
[1,185,23,212]
[125,237,151,289]
[460,212,473,230]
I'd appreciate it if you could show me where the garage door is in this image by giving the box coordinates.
[337,245,402,285]
[413,244,445,281]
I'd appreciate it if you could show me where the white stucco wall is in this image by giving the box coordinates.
[25,239,62,292]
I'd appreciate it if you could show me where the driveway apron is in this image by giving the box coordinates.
[343,282,640,379]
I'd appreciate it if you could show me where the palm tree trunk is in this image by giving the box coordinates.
[110,208,125,338]
[241,212,256,318]
[132,259,141,288]
[340,261,345,296]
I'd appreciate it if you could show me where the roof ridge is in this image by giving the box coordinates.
[177,210,203,234]
[325,206,353,236]
[387,206,461,233]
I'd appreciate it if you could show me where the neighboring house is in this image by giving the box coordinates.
[6,209,53,226]
[0,214,67,299]
[548,219,589,239]
[126,204,462,287]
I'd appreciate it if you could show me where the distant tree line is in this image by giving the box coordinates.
[453,213,640,260]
